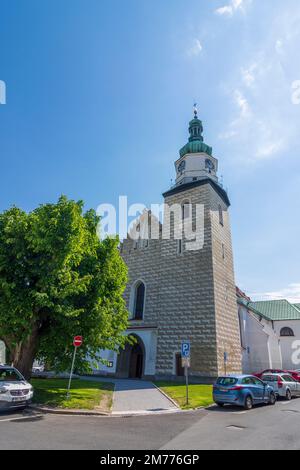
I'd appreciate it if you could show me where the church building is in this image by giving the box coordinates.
[98,109,243,381]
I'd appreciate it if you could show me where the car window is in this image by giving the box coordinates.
[0,368,23,382]
[217,377,238,386]
[262,375,277,382]
[282,375,295,383]
[252,377,263,386]
[242,377,253,385]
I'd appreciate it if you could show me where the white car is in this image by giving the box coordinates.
[262,373,300,400]
[0,365,34,411]
[32,365,44,373]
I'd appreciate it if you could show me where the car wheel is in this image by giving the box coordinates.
[269,392,276,405]
[244,395,253,410]
[286,389,292,401]
[216,402,224,407]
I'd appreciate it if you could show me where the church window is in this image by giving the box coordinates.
[218,205,224,226]
[177,239,183,255]
[280,327,294,337]
[133,282,145,320]
[182,201,190,220]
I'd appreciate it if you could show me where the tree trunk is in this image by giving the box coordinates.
[12,327,39,380]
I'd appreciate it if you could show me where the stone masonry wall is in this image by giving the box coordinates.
[208,185,242,375]
[121,180,242,379]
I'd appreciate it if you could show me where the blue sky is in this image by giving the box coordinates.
[1,0,300,301]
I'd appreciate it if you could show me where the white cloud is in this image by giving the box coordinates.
[234,89,251,117]
[251,284,300,304]
[241,63,258,87]
[255,141,284,159]
[187,39,203,57]
[219,5,300,163]
[218,89,251,140]
[215,0,250,17]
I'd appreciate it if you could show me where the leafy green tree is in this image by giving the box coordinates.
[0,196,129,379]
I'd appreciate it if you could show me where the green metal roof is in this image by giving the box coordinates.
[179,113,212,158]
[248,300,300,321]
[179,140,213,158]
[237,298,271,321]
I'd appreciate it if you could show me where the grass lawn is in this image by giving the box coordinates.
[31,378,114,411]
[155,381,213,410]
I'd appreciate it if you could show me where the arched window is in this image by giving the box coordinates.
[182,201,191,220]
[133,282,145,320]
[280,327,294,337]
[218,204,224,226]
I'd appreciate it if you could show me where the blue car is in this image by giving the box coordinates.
[213,375,276,410]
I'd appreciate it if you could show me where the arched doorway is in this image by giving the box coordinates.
[116,335,145,379]
[129,343,143,378]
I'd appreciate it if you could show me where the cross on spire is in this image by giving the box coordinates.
[193,102,198,118]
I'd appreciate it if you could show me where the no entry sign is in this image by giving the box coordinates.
[73,336,83,347]
[67,336,83,399]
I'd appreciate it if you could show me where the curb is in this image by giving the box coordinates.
[29,404,209,418]
[29,405,110,417]
[28,404,198,418]
[152,383,180,409]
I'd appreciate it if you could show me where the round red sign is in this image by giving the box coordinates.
[73,336,83,347]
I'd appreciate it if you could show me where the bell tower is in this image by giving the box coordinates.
[175,105,218,186]
[156,107,242,379]
[120,107,242,381]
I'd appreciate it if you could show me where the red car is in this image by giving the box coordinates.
[254,369,300,383]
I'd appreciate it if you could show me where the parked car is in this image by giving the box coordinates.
[0,365,33,411]
[262,373,300,400]
[32,365,44,373]
[287,371,300,382]
[254,369,300,383]
[213,375,276,410]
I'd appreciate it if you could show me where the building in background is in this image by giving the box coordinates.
[237,290,300,373]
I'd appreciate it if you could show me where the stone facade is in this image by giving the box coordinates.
[120,178,242,380]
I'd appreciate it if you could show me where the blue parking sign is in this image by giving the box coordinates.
[181,341,191,358]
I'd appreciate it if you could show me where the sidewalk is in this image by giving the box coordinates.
[82,376,179,415]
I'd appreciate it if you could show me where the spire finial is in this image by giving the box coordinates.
[193,102,198,118]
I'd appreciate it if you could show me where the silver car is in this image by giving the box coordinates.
[262,373,300,400]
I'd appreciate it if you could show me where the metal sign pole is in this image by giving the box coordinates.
[67,346,77,399]
[185,365,189,406]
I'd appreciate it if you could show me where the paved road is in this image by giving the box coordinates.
[163,398,300,450]
[81,376,178,414]
[1,398,300,449]
[0,408,203,450]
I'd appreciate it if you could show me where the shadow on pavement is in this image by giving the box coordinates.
[207,403,269,413]
[0,408,45,422]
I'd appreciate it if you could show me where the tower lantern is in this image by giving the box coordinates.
[175,107,218,186]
